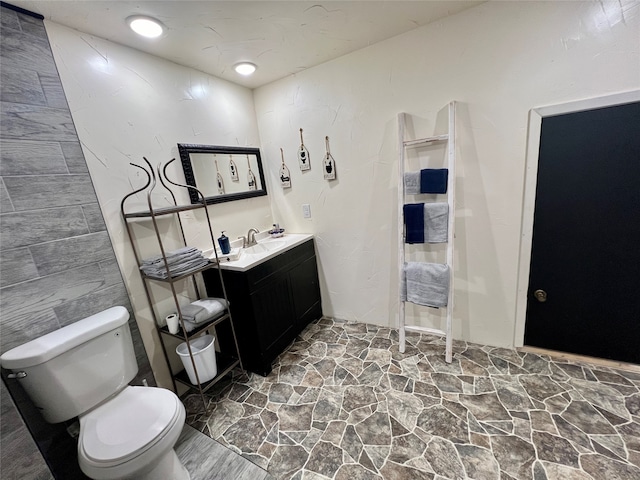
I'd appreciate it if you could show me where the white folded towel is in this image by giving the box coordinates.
[180,298,228,324]
[424,203,449,243]
[401,262,449,308]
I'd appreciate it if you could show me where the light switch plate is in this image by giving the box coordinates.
[302,203,311,219]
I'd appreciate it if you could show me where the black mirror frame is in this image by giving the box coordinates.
[178,143,268,205]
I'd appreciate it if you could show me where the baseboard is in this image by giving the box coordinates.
[518,346,640,373]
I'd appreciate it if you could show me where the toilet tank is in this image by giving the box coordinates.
[0,306,138,423]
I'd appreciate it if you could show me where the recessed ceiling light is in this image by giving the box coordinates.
[234,62,257,76]
[127,15,164,38]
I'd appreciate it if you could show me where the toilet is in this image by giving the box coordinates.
[0,306,190,480]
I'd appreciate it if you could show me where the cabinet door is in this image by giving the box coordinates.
[251,275,296,356]
[289,255,322,329]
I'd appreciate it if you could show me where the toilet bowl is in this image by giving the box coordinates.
[78,386,189,480]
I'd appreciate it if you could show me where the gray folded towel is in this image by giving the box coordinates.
[181,298,228,324]
[142,247,199,266]
[182,319,197,333]
[142,258,209,279]
[401,262,449,308]
[424,203,449,243]
[404,171,421,195]
[180,304,206,322]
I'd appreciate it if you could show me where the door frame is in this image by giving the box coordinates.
[513,90,640,348]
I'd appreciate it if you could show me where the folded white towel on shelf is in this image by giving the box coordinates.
[404,171,421,195]
[180,298,228,324]
[401,262,449,308]
[424,203,449,243]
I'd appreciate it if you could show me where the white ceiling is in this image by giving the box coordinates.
[13,1,482,89]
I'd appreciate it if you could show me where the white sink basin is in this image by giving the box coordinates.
[217,234,313,272]
[244,239,286,256]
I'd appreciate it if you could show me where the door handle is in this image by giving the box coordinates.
[534,289,547,302]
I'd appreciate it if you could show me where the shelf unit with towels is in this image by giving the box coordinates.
[397,102,456,363]
[120,157,242,409]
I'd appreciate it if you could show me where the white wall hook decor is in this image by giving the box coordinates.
[298,128,311,171]
[323,136,336,180]
[280,148,291,188]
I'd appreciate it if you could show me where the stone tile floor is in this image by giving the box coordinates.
[185,318,640,479]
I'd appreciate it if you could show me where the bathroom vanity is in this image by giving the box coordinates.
[203,235,322,376]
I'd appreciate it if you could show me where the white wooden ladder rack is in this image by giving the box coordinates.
[398,102,456,363]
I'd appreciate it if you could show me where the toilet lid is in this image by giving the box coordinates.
[80,387,180,464]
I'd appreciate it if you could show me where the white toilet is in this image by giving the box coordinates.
[0,306,190,480]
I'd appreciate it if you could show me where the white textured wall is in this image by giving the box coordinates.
[254,1,640,348]
[45,23,273,387]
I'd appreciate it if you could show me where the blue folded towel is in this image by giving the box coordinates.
[401,262,450,308]
[420,169,448,194]
[403,203,425,244]
[404,171,421,195]
[425,203,449,243]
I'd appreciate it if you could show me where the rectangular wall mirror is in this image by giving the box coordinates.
[178,144,267,205]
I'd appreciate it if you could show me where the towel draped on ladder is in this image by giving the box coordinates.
[401,262,450,308]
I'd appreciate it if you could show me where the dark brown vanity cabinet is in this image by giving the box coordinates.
[203,239,322,376]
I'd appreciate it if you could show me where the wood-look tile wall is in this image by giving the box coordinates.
[0,5,155,478]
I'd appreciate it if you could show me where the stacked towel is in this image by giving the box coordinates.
[424,203,449,243]
[404,171,421,195]
[404,203,449,244]
[181,298,228,323]
[181,298,228,332]
[401,262,449,308]
[404,169,449,194]
[140,246,208,279]
[403,203,425,244]
[420,168,448,194]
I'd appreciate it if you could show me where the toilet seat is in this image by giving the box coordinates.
[78,386,185,479]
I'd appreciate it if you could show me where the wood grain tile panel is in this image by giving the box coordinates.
[0,206,89,249]
[0,139,68,176]
[60,141,88,174]
[0,178,15,213]
[99,260,124,287]
[0,307,59,353]
[4,174,96,210]
[1,102,77,142]
[82,203,107,232]
[176,426,274,480]
[16,12,48,39]
[0,8,20,30]
[30,231,114,276]
[54,283,130,326]
[39,74,68,109]
[0,247,38,288]
[127,316,155,386]
[0,65,46,105]
[0,29,57,75]
[0,263,103,331]
[0,381,53,480]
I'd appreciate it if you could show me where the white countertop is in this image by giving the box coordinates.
[211,233,314,272]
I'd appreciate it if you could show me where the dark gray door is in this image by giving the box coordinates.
[524,102,640,364]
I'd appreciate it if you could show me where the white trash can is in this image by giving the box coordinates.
[176,334,217,385]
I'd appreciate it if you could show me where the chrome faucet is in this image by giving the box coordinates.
[246,228,259,247]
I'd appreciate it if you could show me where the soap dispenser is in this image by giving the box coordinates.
[218,231,231,254]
